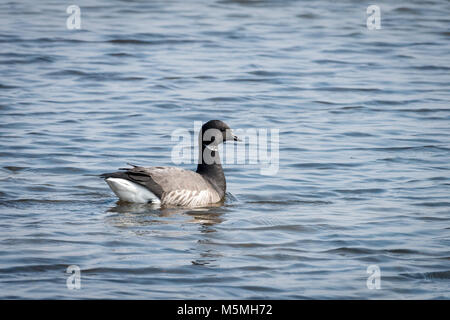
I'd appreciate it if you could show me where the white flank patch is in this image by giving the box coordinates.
[105,178,161,204]
[163,189,216,207]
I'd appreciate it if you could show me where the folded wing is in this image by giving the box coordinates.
[101,166,221,206]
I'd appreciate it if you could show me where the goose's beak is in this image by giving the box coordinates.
[225,129,241,142]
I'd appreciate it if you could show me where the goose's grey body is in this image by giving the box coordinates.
[101,120,239,207]
[102,166,223,206]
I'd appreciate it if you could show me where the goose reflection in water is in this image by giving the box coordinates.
[105,201,230,266]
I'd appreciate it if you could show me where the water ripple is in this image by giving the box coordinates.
[0,0,448,299]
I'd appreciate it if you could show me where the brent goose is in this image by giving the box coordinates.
[101,120,240,207]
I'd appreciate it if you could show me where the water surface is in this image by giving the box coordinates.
[0,0,449,299]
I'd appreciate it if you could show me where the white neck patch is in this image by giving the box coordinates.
[205,144,219,152]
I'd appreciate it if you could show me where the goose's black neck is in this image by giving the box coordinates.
[196,143,226,199]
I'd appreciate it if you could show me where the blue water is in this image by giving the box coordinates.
[0,0,449,299]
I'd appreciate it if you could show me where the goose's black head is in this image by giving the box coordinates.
[200,120,240,147]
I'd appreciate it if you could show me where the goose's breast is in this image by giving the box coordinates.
[162,189,221,207]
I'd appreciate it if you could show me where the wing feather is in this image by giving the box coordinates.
[102,166,221,205]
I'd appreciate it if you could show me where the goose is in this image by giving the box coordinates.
[101,120,240,207]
